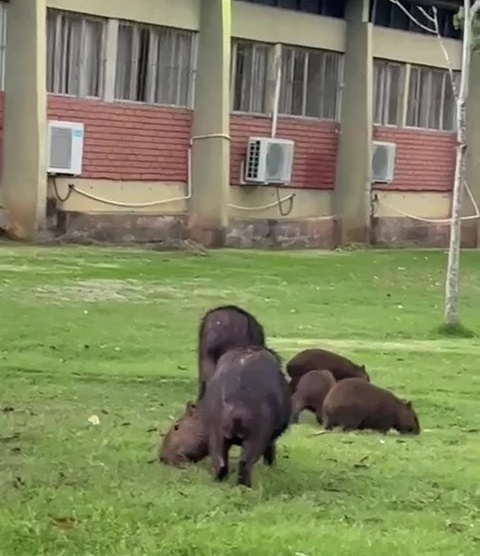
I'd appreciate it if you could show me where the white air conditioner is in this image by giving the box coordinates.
[371,141,396,184]
[245,137,294,185]
[47,120,84,176]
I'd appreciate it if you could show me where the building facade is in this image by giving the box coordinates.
[0,0,479,247]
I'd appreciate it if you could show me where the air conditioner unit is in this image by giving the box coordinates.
[371,141,396,184]
[47,120,84,176]
[245,137,294,185]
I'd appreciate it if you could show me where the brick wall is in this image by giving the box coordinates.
[230,114,339,189]
[373,127,456,191]
[47,96,192,182]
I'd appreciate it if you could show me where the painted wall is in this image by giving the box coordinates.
[0,92,4,176]
[47,96,192,182]
[230,115,339,189]
[373,127,456,192]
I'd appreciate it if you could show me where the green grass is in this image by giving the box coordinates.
[1,244,480,555]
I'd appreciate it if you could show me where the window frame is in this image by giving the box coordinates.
[373,59,406,127]
[230,38,344,122]
[46,9,107,99]
[113,20,198,109]
[279,45,343,121]
[403,63,460,133]
[230,38,272,116]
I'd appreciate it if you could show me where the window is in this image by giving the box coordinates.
[279,47,342,120]
[47,9,105,97]
[0,2,6,91]
[237,0,346,18]
[231,40,270,113]
[115,22,196,107]
[406,65,459,131]
[373,60,404,126]
[369,0,461,40]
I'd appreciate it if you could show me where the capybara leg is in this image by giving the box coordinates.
[315,410,323,426]
[290,399,303,425]
[322,412,335,430]
[197,380,206,401]
[237,439,265,488]
[263,442,276,466]
[210,434,230,482]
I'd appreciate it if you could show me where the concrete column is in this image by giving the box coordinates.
[466,49,480,247]
[2,0,47,240]
[333,0,372,245]
[188,0,231,247]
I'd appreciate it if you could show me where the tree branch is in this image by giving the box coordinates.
[387,1,458,99]
[388,0,436,33]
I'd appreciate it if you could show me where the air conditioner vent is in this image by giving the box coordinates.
[372,141,396,184]
[47,120,84,176]
[245,137,294,185]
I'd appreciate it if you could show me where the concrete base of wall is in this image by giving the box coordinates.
[20,210,478,249]
[372,217,478,248]
[56,211,188,245]
[52,211,339,249]
[226,217,337,249]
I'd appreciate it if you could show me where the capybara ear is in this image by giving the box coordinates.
[405,400,412,408]
[186,401,196,414]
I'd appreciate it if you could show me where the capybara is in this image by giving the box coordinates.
[197,305,265,400]
[287,348,370,392]
[158,401,208,466]
[321,378,420,435]
[290,369,336,425]
[202,345,291,488]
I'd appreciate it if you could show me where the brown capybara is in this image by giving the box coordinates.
[197,305,265,401]
[158,401,208,466]
[290,369,336,425]
[321,378,420,435]
[287,348,369,392]
[202,345,291,488]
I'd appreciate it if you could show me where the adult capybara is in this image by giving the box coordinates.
[321,378,420,435]
[287,348,369,392]
[290,369,336,425]
[202,346,291,488]
[158,401,208,466]
[197,305,265,401]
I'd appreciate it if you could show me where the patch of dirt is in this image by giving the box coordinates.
[28,279,236,304]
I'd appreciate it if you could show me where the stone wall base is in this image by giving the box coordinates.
[372,217,478,248]
[226,217,337,249]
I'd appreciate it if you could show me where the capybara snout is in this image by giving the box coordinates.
[158,401,209,466]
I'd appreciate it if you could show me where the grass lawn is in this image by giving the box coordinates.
[1,244,480,555]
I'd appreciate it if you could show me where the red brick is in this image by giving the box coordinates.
[47,95,192,182]
[373,126,456,191]
[230,114,339,189]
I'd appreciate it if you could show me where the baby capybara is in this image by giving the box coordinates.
[321,378,420,435]
[158,401,208,466]
[197,305,265,401]
[287,348,369,392]
[202,345,291,488]
[290,369,336,425]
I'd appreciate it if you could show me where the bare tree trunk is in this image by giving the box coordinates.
[444,0,473,327]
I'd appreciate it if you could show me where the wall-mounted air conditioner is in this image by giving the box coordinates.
[371,141,396,184]
[244,137,294,185]
[47,120,84,176]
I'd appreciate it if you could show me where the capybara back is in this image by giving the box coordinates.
[197,305,265,400]
[287,348,369,392]
[203,345,291,487]
[322,378,420,435]
[291,369,335,424]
